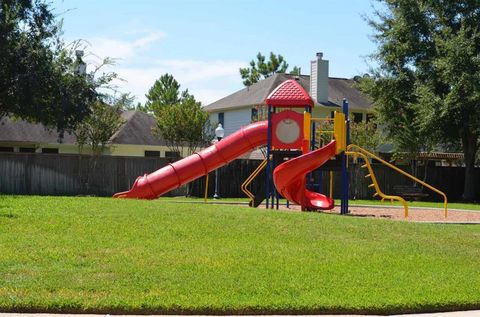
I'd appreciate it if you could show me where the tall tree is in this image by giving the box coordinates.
[143,74,181,114]
[0,0,99,134]
[239,52,298,86]
[154,93,212,156]
[110,92,136,111]
[361,0,480,201]
[75,100,124,155]
[350,120,384,153]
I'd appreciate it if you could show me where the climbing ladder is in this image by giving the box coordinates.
[346,144,448,218]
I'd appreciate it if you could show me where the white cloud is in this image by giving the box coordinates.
[83,31,166,60]
[115,59,245,105]
[192,88,234,105]
[77,31,245,105]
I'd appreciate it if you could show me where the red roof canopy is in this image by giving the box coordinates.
[265,79,313,107]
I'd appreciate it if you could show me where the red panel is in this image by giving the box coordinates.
[271,110,304,150]
[266,79,314,107]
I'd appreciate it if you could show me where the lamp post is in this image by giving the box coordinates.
[213,123,225,199]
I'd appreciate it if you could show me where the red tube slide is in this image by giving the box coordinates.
[273,140,337,210]
[113,121,268,199]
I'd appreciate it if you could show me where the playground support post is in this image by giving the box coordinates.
[213,168,220,199]
[204,173,209,202]
[266,105,272,209]
[341,99,350,215]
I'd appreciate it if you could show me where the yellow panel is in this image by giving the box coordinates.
[333,112,346,154]
[303,111,311,142]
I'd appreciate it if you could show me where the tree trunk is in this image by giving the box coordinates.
[461,131,478,202]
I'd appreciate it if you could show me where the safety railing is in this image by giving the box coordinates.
[346,144,448,218]
[346,150,409,217]
[241,158,268,205]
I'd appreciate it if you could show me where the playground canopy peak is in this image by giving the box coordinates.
[266,79,314,108]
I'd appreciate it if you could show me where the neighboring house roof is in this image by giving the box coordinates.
[204,73,372,112]
[0,116,77,144]
[0,111,166,146]
[110,111,167,146]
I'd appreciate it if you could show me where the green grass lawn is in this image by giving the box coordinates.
[0,195,479,314]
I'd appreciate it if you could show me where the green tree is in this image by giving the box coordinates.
[239,52,298,86]
[361,0,480,201]
[110,92,136,111]
[155,94,212,156]
[350,120,384,153]
[75,100,124,155]
[143,74,181,114]
[0,0,99,134]
[289,66,301,76]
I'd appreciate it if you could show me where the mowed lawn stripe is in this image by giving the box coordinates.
[0,195,479,314]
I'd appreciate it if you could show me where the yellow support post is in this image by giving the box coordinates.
[204,173,209,203]
[303,111,311,153]
[333,111,346,154]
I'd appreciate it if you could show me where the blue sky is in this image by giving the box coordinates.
[53,0,379,105]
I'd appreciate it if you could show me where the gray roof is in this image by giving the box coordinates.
[110,111,167,146]
[0,111,166,146]
[204,73,372,112]
[0,116,77,144]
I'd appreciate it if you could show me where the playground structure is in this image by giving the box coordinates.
[113,79,448,218]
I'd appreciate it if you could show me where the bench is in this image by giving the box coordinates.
[393,185,429,201]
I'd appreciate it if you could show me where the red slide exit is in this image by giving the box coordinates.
[273,141,337,210]
[113,121,268,199]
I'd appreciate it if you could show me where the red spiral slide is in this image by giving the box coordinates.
[273,140,337,210]
[113,121,268,199]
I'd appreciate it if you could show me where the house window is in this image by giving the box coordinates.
[353,112,363,123]
[19,147,35,153]
[366,113,375,123]
[330,111,335,118]
[251,108,258,122]
[144,150,160,157]
[218,112,224,127]
[42,148,59,154]
[165,151,180,159]
[0,147,14,152]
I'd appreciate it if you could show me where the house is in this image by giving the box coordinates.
[204,53,373,137]
[0,111,187,158]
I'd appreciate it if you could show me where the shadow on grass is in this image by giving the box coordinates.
[0,303,479,316]
[0,211,17,218]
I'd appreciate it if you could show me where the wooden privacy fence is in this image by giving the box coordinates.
[0,153,185,197]
[0,152,477,201]
[191,160,479,202]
